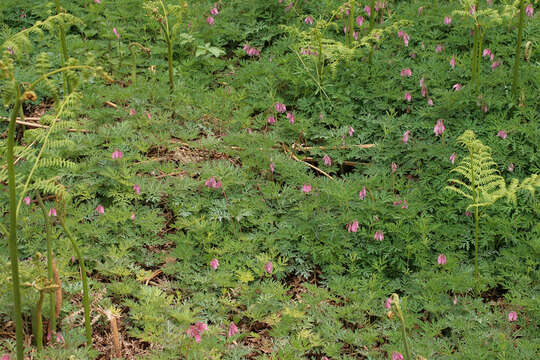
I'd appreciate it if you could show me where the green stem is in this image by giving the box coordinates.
[476,25,483,95]
[158,0,174,92]
[512,0,525,97]
[469,148,479,286]
[54,0,72,94]
[398,313,412,360]
[35,291,45,352]
[471,26,478,84]
[59,217,92,346]
[348,1,355,47]
[36,193,56,338]
[7,84,24,360]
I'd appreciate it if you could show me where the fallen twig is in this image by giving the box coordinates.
[282,143,334,180]
[0,116,91,133]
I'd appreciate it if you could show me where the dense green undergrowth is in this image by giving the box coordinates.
[0,0,539,359]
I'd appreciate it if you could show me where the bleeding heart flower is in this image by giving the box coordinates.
[508,311,517,322]
[24,196,31,205]
[286,112,295,123]
[264,261,273,274]
[434,119,445,136]
[453,295,458,305]
[437,254,447,265]
[450,56,456,69]
[444,16,452,25]
[452,83,462,91]
[346,220,359,233]
[323,154,332,166]
[392,352,404,360]
[275,102,287,113]
[507,163,514,172]
[403,130,410,144]
[210,258,219,270]
[359,187,367,200]
[267,116,276,125]
[113,27,120,39]
[356,16,364,26]
[130,212,136,220]
[391,162,398,173]
[206,16,214,25]
[96,205,105,214]
[133,184,141,194]
[404,92,412,102]
[497,130,507,139]
[112,149,123,159]
[374,230,384,241]
[436,44,443,53]
[385,297,392,309]
[526,4,534,17]
[205,177,222,189]
[427,98,434,106]
[348,126,355,137]
[450,152,457,164]
[48,208,57,217]
[228,322,239,337]
[400,68,412,77]
[302,184,312,193]
[129,108,136,116]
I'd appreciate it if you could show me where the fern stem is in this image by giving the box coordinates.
[54,0,73,94]
[158,0,174,92]
[59,217,92,346]
[34,291,45,352]
[7,84,24,360]
[348,1,355,47]
[36,193,56,339]
[474,206,479,285]
[512,0,525,97]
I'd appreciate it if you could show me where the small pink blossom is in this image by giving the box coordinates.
[452,83,462,91]
[508,311,517,322]
[286,112,295,123]
[437,254,447,265]
[434,119,445,136]
[210,258,219,270]
[401,199,408,209]
[133,184,141,194]
[444,16,452,25]
[94,0,101,3]
[356,16,364,26]
[206,16,215,25]
[112,149,123,159]
[436,44,443,53]
[374,230,384,241]
[113,27,120,39]
[526,4,534,17]
[346,220,359,233]
[392,352,404,360]
[302,184,312,193]
[270,160,275,173]
[402,130,410,144]
[130,212,136,220]
[453,295,458,305]
[507,163,514,172]
[482,104,488,113]
[145,111,151,120]
[419,76,425,88]
[497,130,507,139]
[450,152,457,164]
[267,116,276,125]
[465,211,473,217]
[398,30,404,38]
[56,332,64,344]
[129,108,136,116]
[364,5,371,16]
[1,354,10,360]
[323,154,332,166]
[348,126,355,137]
[359,187,367,200]
[304,16,314,25]
[469,5,476,15]
[404,92,412,102]
[482,48,492,57]
[385,297,392,309]
[450,56,456,69]
[285,2,293,12]
[353,31,359,41]
[264,261,273,274]
[402,33,410,46]
[391,162,397,173]
[96,205,105,214]
[48,208,57,217]
[24,196,31,205]
[491,60,501,71]
[427,98,434,106]
[228,322,239,337]
[275,102,287,113]
[418,6,423,15]
[210,7,219,16]
[187,322,208,343]
[205,177,222,189]
[421,86,427,97]
[400,68,412,77]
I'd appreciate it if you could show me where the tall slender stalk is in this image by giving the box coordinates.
[469,149,479,285]
[59,216,92,345]
[512,0,525,97]
[391,294,412,360]
[157,0,174,92]
[348,1,355,47]
[54,0,72,94]
[7,83,24,360]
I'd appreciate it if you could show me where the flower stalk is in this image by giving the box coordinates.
[512,0,526,97]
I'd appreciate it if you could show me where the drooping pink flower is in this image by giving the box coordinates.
[304,16,314,25]
[359,187,367,200]
[130,212,136,220]
[400,68,412,77]
[112,149,123,159]
[421,86,427,97]
[482,104,488,113]
[482,48,492,57]
[275,102,287,113]
[302,184,312,193]
[450,56,456,69]
[94,0,101,3]
[48,208,57,217]
[113,27,120,39]
[24,196,31,205]
[391,162,397,173]
[401,199,408,209]
[418,6,423,15]
[348,126,355,137]
[206,16,215,25]
[402,33,410,46]
[187,322,208,343]
[270,160,275,173]
[427,98,434,106]
[450,152,457,164]
[526,4,534,17]
[497,130,507,139]
[96,205,105,214]
[452,83,462,91]
[210,7,219,16]
[145,111,151,120]
[507,163,514,172]
[264,261,273,274]
[228,322,239,337]
[508,311,517,322]
[392,352,404,360]
[364,5,371,16]
[356,16,364,26]
[453,295,458,305]
[205,177,222,189]
[353,31,359,41]
[267,116,276,125]
[385,297,392,309]
[434,119,445,136]
[437,254,447,265]
[436,44,443,53]
[1,354,10,360]
[56,332,64,344]
[129,108,136,116]
[346,220,359,233]
[404,92,412,102]
[398,30,404,38]
[286,112,295,124]
[323,154,332,166]
[402,130,410,144]
[444,16,452,25]
[133,184,141,194]
[210,258,219,270]
[465,211,473,217]
[285,2,293,12]
[419,76,425,88]
[469,5,476,15]
[491,60,501,71]
[374,230,384,241]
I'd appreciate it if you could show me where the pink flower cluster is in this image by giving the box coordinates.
[397,30,410,46]
[300,47,318,56]
[206,3,219,25]
[205,177,222,189]
[346,220,359,233]
[186,322,208,343]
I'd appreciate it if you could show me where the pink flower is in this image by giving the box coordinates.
[374,230,384,241]
[453,295,458,305]
[113,27,120,39]
[264,261,273,274]
[133,184,141,194]
[452,83,462,91]
[469,5,476,15]
[96,205,105,214]
[94,0,101,3]
[286,112,295,124]
[285,2,293,12]
[450,152,457,164]
[497,130,507,139]
[402,33,410,46]
[346,220,359,233]
[434,119,445,136]
[391,162,397,173]
[56,332,64,344]
[364,5,371,16]
[302,184,312,193]
[48,208,57,217]
[401,199,408,209]
[444,16,452,25]
[400,68,412,77]
[398,30,404,38]
[112,149,123,159]
[228,322,239,337]
[491,60,501,71]
[465,211,473,217]
[24,196,31,205]
[508,311,517,322]
[359,187,367,200]
[206,16,215,25]
[267,116,276,125]
[356,16,364,26]
[427,98,434,106]
[1,354,10,360]
[130,212,136,220]
[418,6,423,15]
[129,108,136,116]
[145,111,151,119]
[526,4,534,17]
[304,16,314,25]
[348,126,355,137]
[210,7,219,16]
[507,163,514,172]
[482,104,488,113]
[437,254,447,265]
[436,44,443,53]
[419,76,425,88]
[187,322,208,343]
[205,177,222,189]
[353,31,359,41]
[385,297,392,309]
[392,352,404,360]
[270,160,275,173]
[404,92,412,102]
[402,130,410,144]
[210,258,219,270]
[482,48,492,57]
[450,56,456,69]
[323,154,332,166]
[421,86,427,97]
[275,102,287,113]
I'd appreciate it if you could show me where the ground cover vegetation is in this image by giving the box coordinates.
[0,0,539,359]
